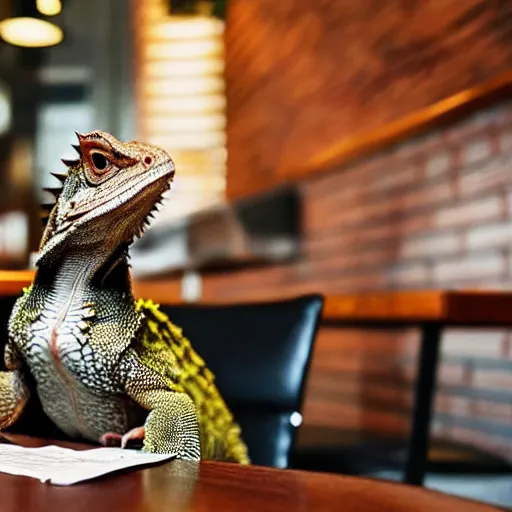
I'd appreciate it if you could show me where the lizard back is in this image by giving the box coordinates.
[132,298,250,464]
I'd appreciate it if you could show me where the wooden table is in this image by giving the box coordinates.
[3,272,512,487]
[0,435,504,512]
[323,290,512,487]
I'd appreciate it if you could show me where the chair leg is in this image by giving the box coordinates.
[404,324,442,486]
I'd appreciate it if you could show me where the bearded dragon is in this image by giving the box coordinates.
[0,130,249,463]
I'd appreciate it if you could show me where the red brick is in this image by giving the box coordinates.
[307,249,393,277]
[457,154,512,198]
[459,135,494,167]
[466,221,512,250]
[357,385,413,410]
[303,223,398,257]
[470,400,512,421]
[398,180,455,211]
[400,362,469,387]
[392,131,441,161]
[435,395,472,417]
[498,124,512,153]
[302,154,385,203]
[440,329,507,358]
[433,253,505,284]
[370,164,418,192]
[302,399,410,436]
[424,149,453,179]
[435,195,503,228]
[506,334,512,359]
[309,180,451,233]
[314,328,418,359]
[471,369,512,390]
[385,262,431,287]
[399,232,461,259]
[305,169,458,234]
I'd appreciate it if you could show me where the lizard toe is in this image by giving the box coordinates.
[121,426,145,449]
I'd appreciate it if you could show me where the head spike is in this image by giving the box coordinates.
[75,131,86,141]
[50,171,67,183]
[61,158,79,167]
[72,144,82,156]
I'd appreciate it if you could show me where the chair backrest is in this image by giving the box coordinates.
[160,294,324,468]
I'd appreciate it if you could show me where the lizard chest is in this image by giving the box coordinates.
[22,305,120,394]
[15,304,140,441]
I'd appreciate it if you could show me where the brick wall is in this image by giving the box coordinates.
[199,100,512,460]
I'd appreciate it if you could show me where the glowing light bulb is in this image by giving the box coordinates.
[37,0,62,16]
[0,17,63,47]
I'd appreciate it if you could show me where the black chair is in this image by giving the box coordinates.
[1,293,324,468]
[160,293,324,468]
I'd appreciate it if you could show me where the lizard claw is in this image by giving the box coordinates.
[121,426,145,449]
[100,432,123,447]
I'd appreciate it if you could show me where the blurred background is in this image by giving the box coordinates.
[2,0,512,507]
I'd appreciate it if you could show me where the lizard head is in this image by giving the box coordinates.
[36,130,175,266]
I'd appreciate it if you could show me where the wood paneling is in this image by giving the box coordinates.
[225,0,512,199]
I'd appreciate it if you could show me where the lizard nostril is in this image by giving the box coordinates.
[144,156,152,167]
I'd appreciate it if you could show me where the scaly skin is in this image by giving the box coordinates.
[0,130,250,463]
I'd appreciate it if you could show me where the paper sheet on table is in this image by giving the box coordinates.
[0,443,176,485]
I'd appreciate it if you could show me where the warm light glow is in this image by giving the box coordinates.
[0,17,63,47]
[37,0,62,16]
[144,95,226,114]
[149,17,224,40]
[145,38,222,60]
[134,0,227,222]
[148,132,226,150]
[145,58,224,78]
[147,114,225,132]
[142,76,224,96]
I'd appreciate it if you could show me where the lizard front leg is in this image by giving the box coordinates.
[0,343,29,430]
[120,353,201,460]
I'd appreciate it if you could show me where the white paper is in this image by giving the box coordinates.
[0,443,176,485]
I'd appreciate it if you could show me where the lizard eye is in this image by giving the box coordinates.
[91,151,110,172]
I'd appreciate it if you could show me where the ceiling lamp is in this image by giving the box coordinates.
[0,16,62,47]
[0,0,63,48]
[36,0,62,16]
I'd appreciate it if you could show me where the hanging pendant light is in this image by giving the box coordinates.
[0,0,63,48]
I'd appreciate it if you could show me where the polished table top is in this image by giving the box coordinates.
[0,434,504,512]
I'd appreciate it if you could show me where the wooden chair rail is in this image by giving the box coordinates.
[3,271,512,327]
